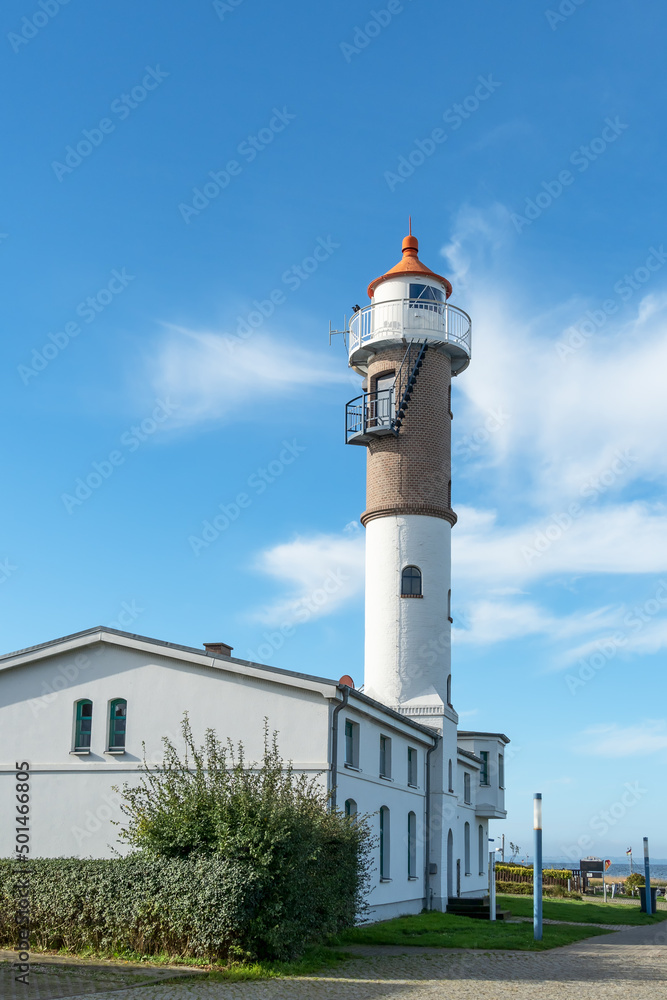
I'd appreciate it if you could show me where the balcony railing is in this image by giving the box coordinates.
[346,389,395,444]
[348,298,471,366]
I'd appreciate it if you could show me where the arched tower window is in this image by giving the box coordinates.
[448,758,453,793]
[447,674,452,707]
[478,824,485,875]
[74,699,92,751]
[447,589,452,622]
[464,822,471,875]
[108,699,127,751]
[401,565,422,597]
[344,798,357,818]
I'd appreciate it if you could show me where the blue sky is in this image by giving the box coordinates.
[1,0,666,858]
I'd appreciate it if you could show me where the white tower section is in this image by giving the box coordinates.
[344,231,471,729]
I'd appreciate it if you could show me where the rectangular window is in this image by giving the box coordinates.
[344,719,359,768]
[464,771,471,804]
[480,751,489,785]
[499,753,505,789]
[379,735,392,778]
[407,747,418,786]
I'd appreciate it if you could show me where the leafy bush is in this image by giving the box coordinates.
[496,881,581,899]
[624,873,645,892]
[0,720,372,962]
[115,718,372,958]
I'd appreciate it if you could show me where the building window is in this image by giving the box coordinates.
[447,589,452,622]
[344,798,357,818]
[464,822,471,875]
[448,758,453,793]
[408,811,417,878]
[344,719,359,768]
[480,751,489,785]
[401,565,422,597]
[464,771,471,804]
[108,699,127,751]
[379,735,392,778]
[499,754,505,789]
[74,700,92,751]
[380,806,391,879]
[447,479,452,507]
[407,747,418,786]
[446,674,452,707]
[478,824,485,875]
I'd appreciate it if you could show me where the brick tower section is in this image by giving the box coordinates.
[362,347,455,527]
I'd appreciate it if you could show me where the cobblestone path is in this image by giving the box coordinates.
[1,923,665,999]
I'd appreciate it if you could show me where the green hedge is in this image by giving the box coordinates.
[0,851,359,962]
[496,881,581,899]
[495,865,572,880]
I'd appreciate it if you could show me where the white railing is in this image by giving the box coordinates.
[349,298,471,359]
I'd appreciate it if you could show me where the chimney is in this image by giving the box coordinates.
[204,642,234,657]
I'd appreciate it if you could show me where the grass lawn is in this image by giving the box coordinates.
[330,910,612,951]
[0,946,350,984]
[497,894,667,926]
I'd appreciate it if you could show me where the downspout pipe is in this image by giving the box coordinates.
[330,685,349,811]
[424,733,440,910]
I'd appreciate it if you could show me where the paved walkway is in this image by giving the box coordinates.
[1,923,665,999]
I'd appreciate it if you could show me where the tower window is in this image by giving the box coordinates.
[448,758,453,793]
[74,699,93,751]
[344,798,357,818]
[499,754,505,789]
[480,751,489,785]
[108,699,127,751]
[479,824,485,875]
[409,283,445,306]
[447,674,452,707]
[447,589,452,623]
[464,771,471,804]
[464,821,471,875]
[401,565,422,597]
[447,480,452,507]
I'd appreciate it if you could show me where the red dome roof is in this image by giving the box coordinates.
[367,232,453,299]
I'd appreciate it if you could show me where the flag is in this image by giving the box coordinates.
[626,848,632,855]
[605,860,612,870]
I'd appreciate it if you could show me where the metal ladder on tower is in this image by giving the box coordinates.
[392,340,429,434]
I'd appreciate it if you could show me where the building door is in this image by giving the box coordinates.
[447,829,454,898]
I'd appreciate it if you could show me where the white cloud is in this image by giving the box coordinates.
[148,325,348,426]
[252,525,365,626]
[576,721,667,757]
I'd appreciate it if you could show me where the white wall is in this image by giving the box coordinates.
[0,642,331,858]
[365,514,451,711]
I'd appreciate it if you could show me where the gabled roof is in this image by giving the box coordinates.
[457,747,482,767]
[0,626,439,741]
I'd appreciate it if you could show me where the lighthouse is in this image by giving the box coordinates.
[345,228,471,729]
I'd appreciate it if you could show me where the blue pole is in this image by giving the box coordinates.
[643,837,652,916]
[534,793,542,941]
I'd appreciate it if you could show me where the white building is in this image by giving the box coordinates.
[0,232,509,919]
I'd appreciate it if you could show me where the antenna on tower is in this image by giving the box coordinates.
[329,317,348,349]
